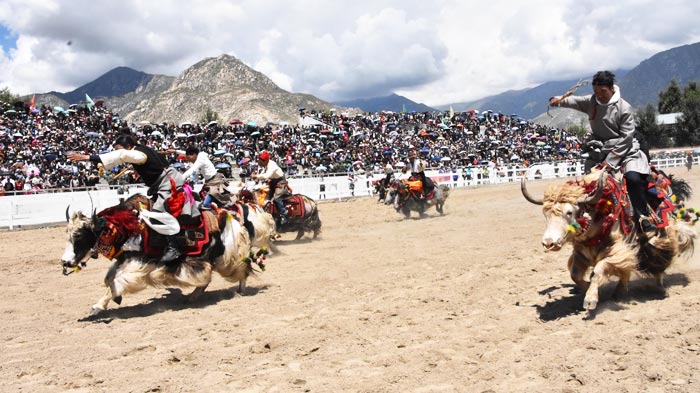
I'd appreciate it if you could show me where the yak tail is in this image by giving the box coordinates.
[637,237,676,276]
[669,174,693,202]
[637,223,696,275]
[208,212,255,282]
[672,222,696,260]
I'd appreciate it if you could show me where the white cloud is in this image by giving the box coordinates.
[1,0,699,106]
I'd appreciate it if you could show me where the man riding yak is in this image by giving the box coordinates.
[407,149,435,199]
[549,70,656,235]
[251,150,291,225]
[68,134,195,263]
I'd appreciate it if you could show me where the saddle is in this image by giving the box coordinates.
[142,211,217,258]
[400,177,434,200]
[268,194,307,220]
[95,198,217,260]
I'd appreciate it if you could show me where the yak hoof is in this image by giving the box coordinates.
[112,295,122,305]
[89,307,103,317]
[583,298,598,312]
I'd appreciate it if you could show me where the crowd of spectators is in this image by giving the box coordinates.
[0,98,589,194]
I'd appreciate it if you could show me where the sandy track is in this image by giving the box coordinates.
[2,167,700,392]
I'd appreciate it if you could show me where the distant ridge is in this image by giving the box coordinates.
[334,93,436,113]
[49,67,156,104]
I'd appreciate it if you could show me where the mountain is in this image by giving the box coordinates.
[58,67,158,104]
[335,93,436,113]
[117,54,347,124]
[441,42,700,123]
[29,55,349,124]
[439,69,630,121]
[25,41,700,126]
[619,42,700,107]
[31,67,162,110]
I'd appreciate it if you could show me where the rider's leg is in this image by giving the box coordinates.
[274,199,288,224]
[202,194,213,209]
[161,235,182,263]
[625,171,654,232]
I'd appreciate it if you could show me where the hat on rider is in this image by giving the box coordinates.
[258,151,270,162]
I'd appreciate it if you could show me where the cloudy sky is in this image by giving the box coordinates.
[1,0,700,106]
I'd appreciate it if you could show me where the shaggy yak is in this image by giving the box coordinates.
[61,194,264,317]
[522,169,697,315]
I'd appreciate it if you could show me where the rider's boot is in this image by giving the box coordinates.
[160,235,182,264]
[639,215,656,234]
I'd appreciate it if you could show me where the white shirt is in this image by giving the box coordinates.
[176,150,218,181]
[256,160,285,181]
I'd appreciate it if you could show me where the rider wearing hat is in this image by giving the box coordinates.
[407,149,434,199]
[252,150,291,225]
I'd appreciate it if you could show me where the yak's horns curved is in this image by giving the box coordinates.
[520,176,543,205]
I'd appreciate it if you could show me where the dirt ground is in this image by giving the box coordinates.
[2,167,700,393]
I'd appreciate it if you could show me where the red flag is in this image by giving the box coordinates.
[29,95,36,111]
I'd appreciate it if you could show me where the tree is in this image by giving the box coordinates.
[658,80,682,114]
[676,82,700,146]
[636,104,672,148]
[0,87,19,104]
[566,117,589,140]
[199,107,221,125]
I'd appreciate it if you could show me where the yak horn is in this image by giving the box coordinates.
[520,176,543,205]
[579,171,606,206]
[65,205,71,222]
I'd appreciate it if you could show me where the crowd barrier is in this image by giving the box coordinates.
[0,156,688,229]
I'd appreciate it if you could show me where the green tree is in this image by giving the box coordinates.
[636,104,673,148]
[567,118,589,140]
[199,107,221,125]
[658,80,682,114]
[0,87,19,104]
[676,83,700,146]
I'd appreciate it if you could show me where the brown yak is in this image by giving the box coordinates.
[522,170,696,315]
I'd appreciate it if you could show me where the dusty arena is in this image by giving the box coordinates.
[2,167,700,393]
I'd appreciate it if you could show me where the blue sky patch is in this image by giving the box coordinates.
[0,23,18,56]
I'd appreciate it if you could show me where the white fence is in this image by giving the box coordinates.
[0,156,688,229]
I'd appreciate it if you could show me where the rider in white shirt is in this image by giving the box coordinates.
[251,150,291,224]
[173,146,230,209]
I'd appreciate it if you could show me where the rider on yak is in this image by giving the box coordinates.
[407,149,434,199]
[251,150,291,225]
[68,134,193,263]
[549,70,656,235]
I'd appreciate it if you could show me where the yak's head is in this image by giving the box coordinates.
[522,172,606,251]
[61,207,101,275]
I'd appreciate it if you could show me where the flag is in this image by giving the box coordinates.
[85,93,95,110]
[29,95,35,111]
[402,103,407,113]
[449,105,454,120]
